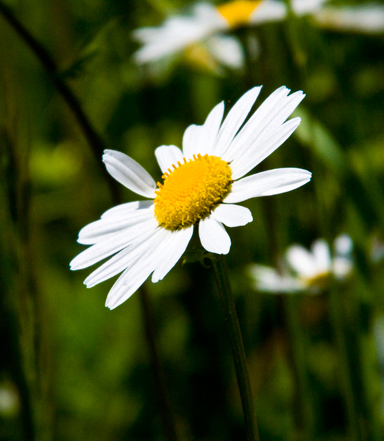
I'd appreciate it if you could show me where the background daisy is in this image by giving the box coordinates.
[132,0,324,73]
[249,234,353,294]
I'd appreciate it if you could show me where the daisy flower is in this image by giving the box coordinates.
[248,264,306,293]
[132,3,241,72]
[249,234,353,294]
[70,85,311,309]
[132,0,325,70]
[312,4,384,34]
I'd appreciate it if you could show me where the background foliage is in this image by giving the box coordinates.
[1,0,384,440]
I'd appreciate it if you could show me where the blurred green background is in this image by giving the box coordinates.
[1,0,384,440]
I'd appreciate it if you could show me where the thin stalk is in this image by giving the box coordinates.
[283,297,315,440]
[138,286,179,441]
[0,1,120,204]
[328,286,361,440]
[211,255,259,441]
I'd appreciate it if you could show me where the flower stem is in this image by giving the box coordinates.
[0,1,120,204]
[283,297,316,440]
[138,286,179,441]
[328,286,361,440]
[211,255,259,441]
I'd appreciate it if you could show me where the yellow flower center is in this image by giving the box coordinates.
[216,1,261,28]
[184,44,219,73]
[303,272,331,291]
[154,154,232,231]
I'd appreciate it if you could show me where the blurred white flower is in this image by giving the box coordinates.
[133,4,229,66]
[249,234,353,294]
[133,0,384,74]
[71,86,311,309]
[0,385,19,416]
[132,0,325,72]
[371,235,384,263]
[290,0,327,16]
[312,4,384,34]
[249,264,306,293]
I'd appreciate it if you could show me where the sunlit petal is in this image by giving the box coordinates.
[199,217,231,254]
[212,204,253,227]
[225,168,311,203]
[155,145,184,174]
[103,150,157,198]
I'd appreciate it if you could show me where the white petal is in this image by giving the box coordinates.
[199,101,225,156]
[78,204,154,245]
[334,234,353,256]
[313,5,384,33]
[133,21,206,63]
[292,0,327,16]
[103,150,157,198]
[193,3,229,29]
[155,145,184,174]
[84,227,163,287]
[222,86,290,161]
[152,227,193,282]
[249,264,304,293]
[250,1,287,23]
[211,204,252,227]
[206,35,245,69]
[182,124,203,159]
[333,257,353,280]
[225,168,312,203]
[286,245,318,278]
[70,217,158,270]
[105,228,175,309]
[223,86,305,178]
[333,234,354,279]
[182,101,225,159]
[231,117,302,179]
[199,217,231,254]
[212,86,262,157]
[105,263,154,310]
[132,3,226,64]
[101,200,154,220]
[311,239,332,273]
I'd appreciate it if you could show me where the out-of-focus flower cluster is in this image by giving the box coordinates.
[132,0,384,75]
[249,234,354,294]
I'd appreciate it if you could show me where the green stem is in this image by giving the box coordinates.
[138,286,179,441]
[283,297,315,440]
[328,286,361,440]
[0,1,120,204]
[211,255,259,441]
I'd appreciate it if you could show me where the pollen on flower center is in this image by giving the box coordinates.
[216,1,261,28]
[154,154,232,231]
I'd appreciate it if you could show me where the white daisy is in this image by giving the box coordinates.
[70,85,311,309]
[248,264,306,293]
[312,4,384,34]
[249,234,353,294]
[290,0,327,17]
[133,3,229,65]
[132,0,323,70]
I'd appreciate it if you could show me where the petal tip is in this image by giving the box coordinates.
[69,258,79,271]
